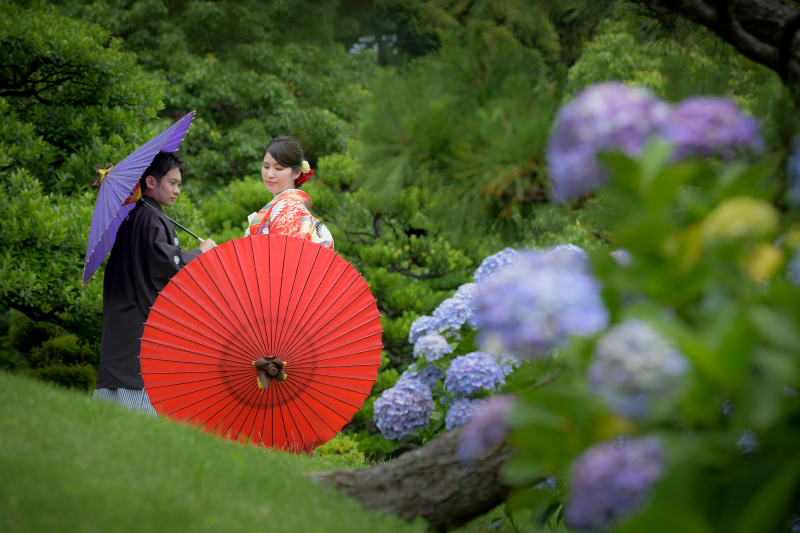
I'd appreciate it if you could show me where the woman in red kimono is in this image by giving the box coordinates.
[244,135,334,250]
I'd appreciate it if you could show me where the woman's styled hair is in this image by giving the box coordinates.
[264,135,305,188]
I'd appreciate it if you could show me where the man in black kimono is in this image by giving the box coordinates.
[93,151,216,415]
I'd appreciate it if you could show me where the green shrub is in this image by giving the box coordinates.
[314,434,365,467]
[6,312,59,355]
[27,364,96,391]
[27,335,98,369]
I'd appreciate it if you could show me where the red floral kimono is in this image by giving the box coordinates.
[244,189,334,250]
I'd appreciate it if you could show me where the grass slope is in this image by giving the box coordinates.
[0,373,424,533]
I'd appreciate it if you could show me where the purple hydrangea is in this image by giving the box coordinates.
[474,248,519,283]
[458,395,514,462]
[737,428,760,454]
[565,437,664,532]
[373,379,434,440]
[445,352,506,395]
[546,82,671,202]
[588,319,689,418]
[413,334,453,361]
[445,397,487,430]
[408,315,441,344]
[663,97,764,161]
[433,296,474,331]
[499,352,523,376]
[474,250,609,357]
[398,365,445,389]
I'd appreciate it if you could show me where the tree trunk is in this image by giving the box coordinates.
[643,0,800,89]
[310,426,512,532]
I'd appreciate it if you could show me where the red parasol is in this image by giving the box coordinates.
[139,235,382,453]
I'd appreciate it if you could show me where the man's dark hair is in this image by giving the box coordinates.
[140,151,187,192]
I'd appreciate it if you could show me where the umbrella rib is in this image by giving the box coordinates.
[219,374,267,444]
[275,384,319,453]
[288,372,375,392]
[248,380,270,449]
[281,380,351,427]
[197,253,264,357]
[274,383,301,453]
[144,321,253,363]
[144,371,251,389]
[139,343,252,367]
[202,377,262,437]
[277,269,360,359]
[272,245,333,357]
[249,237,272,361]
[158,290,255,359]
[181,263,262,357]
[281,380,339,437]
[238,240,269,355]
[285,320,379,366]
[281,295,373,362]
[283,370,375,382]
[286,375,363,409]
[269,237,287,358]
[218,246,267,358]
[156,372,253,411]
[273,240,306,358]
[288,344,379,367]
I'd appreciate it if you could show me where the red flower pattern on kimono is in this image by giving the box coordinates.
[245,189,334,250]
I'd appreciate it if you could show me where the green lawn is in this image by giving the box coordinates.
[0,372,424,533]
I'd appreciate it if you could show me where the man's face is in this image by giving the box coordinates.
[146,167,181,207]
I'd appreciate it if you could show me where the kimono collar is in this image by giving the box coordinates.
[272,188,312,208]
[140,195,164,212]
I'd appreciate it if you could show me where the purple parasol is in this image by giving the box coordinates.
[83,111,196,284]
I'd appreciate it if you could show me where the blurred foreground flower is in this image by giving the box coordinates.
[458,395,514,462]
[475,250,608,357]
[737,428,760,454]
[588,319,688,419]
[565,438,664,532]
[546,82,671,202]
[498,351,523,376]
[445,352,505,395]
[412,334,452,361]
[374,379,434,440]
[473,247,518,283]
[664,97,764,160]
[445,397,486,430]
[701,196,779,242]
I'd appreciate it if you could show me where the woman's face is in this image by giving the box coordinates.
[262,151,300,195]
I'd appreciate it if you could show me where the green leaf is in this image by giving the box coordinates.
[734,454,800,533]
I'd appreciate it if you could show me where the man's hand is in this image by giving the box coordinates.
[199,239,216,253]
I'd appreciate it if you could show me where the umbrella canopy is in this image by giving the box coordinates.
[83,111,196,284]
[139,235,383,453]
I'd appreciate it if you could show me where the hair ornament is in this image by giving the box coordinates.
[296,161,314,186]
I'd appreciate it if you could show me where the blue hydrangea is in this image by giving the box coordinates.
[787,515,800,532]
[445,397,486,430]
[548,243,588,260]
[588,319,689,418]
[474,250,609,357]
[788,248,800,286]
[784,386,798,398]
[474,248,519,283]
[663,97,764,161]
[546,82,671,202]
[412,334,452,361]
[610,248,631,266]
[565,437,664,532]
[458,395,514,462]
[373,379,434,440]
[499,352,522,376]
[533,476,557,491]
[433,296,474,331]
[454,282,477,302]
[717,394,736,418]
[408,315,442,345]
[737,429,760,454]
[397,365,445,390]
[445,352,506,395]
